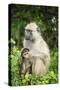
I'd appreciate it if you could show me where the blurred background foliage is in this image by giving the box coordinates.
[9,4,58,86]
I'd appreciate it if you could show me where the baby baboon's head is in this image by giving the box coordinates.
[21,48,30,59]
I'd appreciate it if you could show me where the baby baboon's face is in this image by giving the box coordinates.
[23,51,30,59]
[21,48,31,59]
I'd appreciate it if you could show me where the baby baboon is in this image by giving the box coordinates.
[20,48,32,78]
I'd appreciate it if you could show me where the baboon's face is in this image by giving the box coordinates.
[23,51,30,59]
[21,48,30,59]
[25,30,34,41]
[24,22,40,42]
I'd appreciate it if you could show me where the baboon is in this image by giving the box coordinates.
[23,22,50,75]
[20,48,32,78]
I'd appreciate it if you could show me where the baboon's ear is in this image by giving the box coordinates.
[36,27,40,32]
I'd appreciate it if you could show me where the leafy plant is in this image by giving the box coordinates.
[9,42,58,86]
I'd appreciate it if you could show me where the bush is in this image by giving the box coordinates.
[9,42,58,86]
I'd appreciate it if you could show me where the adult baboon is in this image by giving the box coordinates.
[23,22,50,75]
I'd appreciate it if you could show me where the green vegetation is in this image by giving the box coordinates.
[9,4,58,86]
[9,42,58,86]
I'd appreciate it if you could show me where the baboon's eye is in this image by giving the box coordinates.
[24,52,28,55]
[25,29,32,35]
[25,29,32,32]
